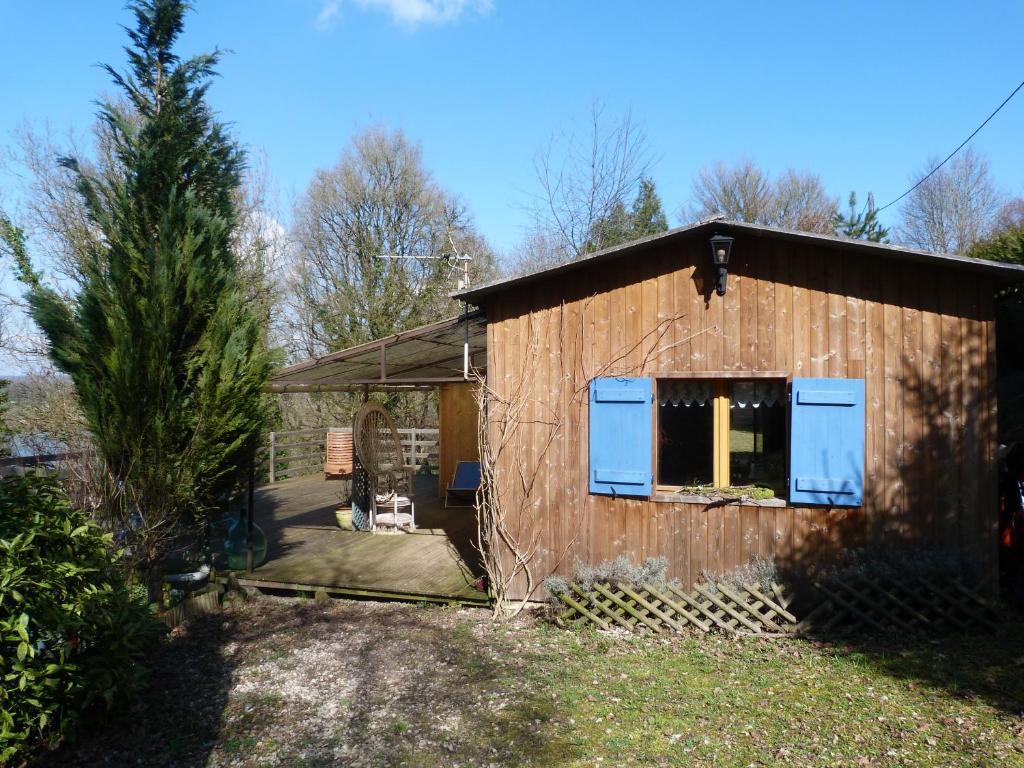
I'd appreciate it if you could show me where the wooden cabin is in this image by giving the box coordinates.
[454,219,1024,600]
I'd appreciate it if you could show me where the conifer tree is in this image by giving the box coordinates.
[586,176,669,251]
[969,224,1024,265]
[629,177,669,239]
[1,0,274,592]
[835,191,890,242]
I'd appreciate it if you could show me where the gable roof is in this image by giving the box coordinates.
[454,218,1024,305]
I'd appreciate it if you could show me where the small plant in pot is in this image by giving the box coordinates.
[335,487,354,530]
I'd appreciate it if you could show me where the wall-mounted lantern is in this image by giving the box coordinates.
[709,233,734,296]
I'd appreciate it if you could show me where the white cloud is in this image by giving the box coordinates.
[316,0,492,30]
[315,1,342,31]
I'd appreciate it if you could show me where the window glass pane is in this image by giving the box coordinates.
[729,381,787,492]
[658,396,713,486]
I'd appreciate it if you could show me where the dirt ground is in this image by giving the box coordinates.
[32,594,1024,768]
[35,596,556,768]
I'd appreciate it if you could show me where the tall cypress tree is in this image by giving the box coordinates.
[1,0,273,591]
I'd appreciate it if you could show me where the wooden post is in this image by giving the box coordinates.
[268,431,276,484]
[410,429,417,471]
[246,460,255,573]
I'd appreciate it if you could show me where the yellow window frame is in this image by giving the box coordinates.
[655,378,731,490]
[712,380,731,488]
[656,373,789,492]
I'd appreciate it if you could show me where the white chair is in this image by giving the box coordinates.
[372,487,416,532]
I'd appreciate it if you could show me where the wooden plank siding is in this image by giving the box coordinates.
[482,235,999,600]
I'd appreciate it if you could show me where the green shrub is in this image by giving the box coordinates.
[0,474,159,762]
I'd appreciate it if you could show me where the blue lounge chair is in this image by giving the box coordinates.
[445,460,481,508]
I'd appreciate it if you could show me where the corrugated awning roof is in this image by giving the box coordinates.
[267,311,486,392]
[454,218,1024,304]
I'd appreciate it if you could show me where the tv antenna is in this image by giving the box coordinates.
[376,233,473,290]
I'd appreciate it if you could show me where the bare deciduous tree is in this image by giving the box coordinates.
[233,150,290,338]
[505,227,572,278]
[772,170,840,233]
[528,102,654,262]
[24,122,286,287]
[687,159,838,233]
[287,125,496,360]
[5,121,115,291]
[282,125,498,431]
[690,159,773,225]
[995,197,1024,233]
[898,148,1005,254]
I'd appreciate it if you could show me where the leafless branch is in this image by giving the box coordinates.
[473,298,707,619]
[527,102,654,263]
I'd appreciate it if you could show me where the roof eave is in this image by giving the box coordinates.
[454,220,1024,304]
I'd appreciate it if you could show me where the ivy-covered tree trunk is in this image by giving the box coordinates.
[0,380,11,458]
[1,0,274,599]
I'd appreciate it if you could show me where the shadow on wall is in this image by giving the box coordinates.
[771,348,995,587]
[757,351,1017,716]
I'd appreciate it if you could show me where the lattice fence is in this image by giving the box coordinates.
[798,576,999,635]
[555,580,799,635]
[553,575,1000,637]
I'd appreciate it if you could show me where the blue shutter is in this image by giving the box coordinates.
[789,377,865,506]
[589,377,653,497]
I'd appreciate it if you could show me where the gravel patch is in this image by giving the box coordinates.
[33,596,559,768]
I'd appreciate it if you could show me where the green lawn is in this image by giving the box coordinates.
[37,599,1024,767]
[520,627,1024,766]
[729,426,756,453]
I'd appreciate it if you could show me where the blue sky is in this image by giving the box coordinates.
[1,0,1023,256]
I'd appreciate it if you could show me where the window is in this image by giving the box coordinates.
[587,374,865,506]
[656,378,787,493]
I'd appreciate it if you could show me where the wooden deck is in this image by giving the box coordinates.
[235,474,487,604]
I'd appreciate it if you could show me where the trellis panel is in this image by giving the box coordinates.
[555,576,1000,637]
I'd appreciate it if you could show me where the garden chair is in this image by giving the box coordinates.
[353,402,416,532]
[445,460,481,508]
[324,430,354,479]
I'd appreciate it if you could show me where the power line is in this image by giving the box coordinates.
[876,77,1024,214]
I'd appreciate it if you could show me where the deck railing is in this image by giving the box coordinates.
[261,427,439,483]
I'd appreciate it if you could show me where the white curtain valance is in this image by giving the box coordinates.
[731,380,785,408]
[659,380,713,407]
[658,380,785,408]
